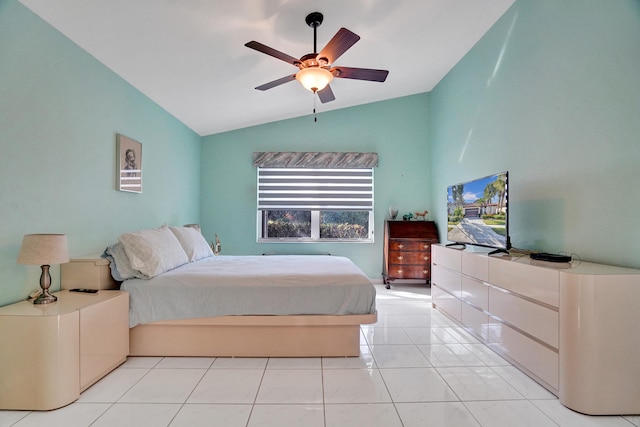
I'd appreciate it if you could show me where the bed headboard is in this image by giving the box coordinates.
[60,257,119,290]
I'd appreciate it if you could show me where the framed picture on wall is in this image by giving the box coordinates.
[116,134,142,193]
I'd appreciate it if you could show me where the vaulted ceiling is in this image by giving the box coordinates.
[20,0,515,136]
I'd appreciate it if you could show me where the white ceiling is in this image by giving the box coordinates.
[19,0,515,136]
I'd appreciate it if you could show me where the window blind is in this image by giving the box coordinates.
[257,168,374,211]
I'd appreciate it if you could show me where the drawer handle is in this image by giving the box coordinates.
[423,269,428,274]
[423,255,429,261]
[397,255,403,261]
[397,269,403,274]
[423,244,429,249]
[398,244,404,249]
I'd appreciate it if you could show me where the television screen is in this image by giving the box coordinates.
[447,171,510,251]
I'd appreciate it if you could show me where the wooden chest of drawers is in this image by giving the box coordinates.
[383,220,438,288]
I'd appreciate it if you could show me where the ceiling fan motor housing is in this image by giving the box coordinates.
[299,53,328,68]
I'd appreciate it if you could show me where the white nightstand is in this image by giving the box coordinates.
[0,290,129,410]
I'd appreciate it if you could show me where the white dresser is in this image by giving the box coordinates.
[431,244,640,415]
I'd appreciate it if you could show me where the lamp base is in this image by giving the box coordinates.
[34,289,57,304]
[33,265,57,304]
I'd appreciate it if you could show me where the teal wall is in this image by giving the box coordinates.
[429,0,640,268]
[200,94,431,278]
[0,1,201,305]
[3,0,639,309]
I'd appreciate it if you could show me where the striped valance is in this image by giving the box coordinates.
[253,152,378,169]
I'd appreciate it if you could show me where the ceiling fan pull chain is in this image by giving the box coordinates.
[313,95,317,122]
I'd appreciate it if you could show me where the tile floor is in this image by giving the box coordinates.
[1,283,639,427]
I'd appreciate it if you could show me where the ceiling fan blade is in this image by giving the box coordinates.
[245,41,300,66]
[317,28,360,64]
[317,85,335,103]
[331,66,389,82]
[255,74,297,91]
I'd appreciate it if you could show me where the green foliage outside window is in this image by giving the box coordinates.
[265,210,369,239]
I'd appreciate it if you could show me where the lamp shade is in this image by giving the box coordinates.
[17,234,69,265]
[296,67,333,92]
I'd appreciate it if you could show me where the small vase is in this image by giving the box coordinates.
[389,205,398,220]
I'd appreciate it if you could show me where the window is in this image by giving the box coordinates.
[257,167,374,242]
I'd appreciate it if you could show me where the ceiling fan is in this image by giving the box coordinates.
[245,12,389,103]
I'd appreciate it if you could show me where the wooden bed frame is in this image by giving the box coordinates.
[128,313,377,357]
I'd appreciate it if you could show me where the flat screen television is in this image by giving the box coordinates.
[447,171,510,253]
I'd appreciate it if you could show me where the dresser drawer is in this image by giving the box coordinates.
[461,251,488,282]
[389,240,431,251]
[488,322,559,390]
[432,265,461,297]
[461,302,490,341]
[432,284,461,322]
[489,257,559,307]
[489,286,558,348]
[431,244,461,271]
[461,275,489,311]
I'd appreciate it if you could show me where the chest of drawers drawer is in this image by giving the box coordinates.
[386,265,430,280]
[388,240,431,252]
[388,249,431,265]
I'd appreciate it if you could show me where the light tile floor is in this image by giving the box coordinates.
[2,283,639,427]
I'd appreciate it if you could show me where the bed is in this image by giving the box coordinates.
[104,226,377,357]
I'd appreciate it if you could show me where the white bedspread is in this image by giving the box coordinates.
[121,255,376,327]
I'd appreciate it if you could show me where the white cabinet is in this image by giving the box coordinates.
[431,244,640,415]
[0,290,129,410]
[559,268,640,415]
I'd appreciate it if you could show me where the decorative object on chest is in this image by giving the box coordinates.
[388,205,398,220]
[382,220,438,288]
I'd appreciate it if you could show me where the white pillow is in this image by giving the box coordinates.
[169,226,213,262]
[119,226,189,278]
[104,242,143,280]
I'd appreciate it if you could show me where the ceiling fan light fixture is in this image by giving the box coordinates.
[296,67,333,92]
[246,12,388,103]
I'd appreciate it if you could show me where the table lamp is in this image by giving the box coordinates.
[17,234,69,304]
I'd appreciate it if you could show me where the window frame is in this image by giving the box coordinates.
[256,167,375,243]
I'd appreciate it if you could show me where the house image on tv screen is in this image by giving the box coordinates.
[447,172,509,250]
